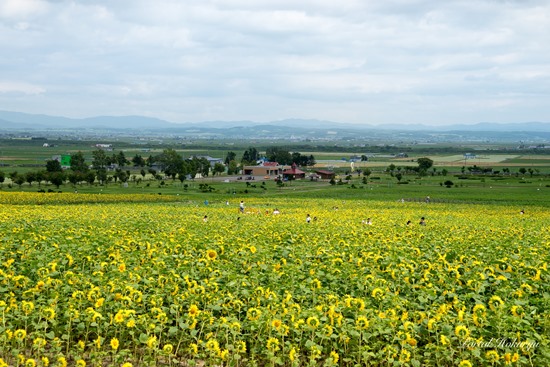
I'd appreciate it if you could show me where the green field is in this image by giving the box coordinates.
[0,138,549,366]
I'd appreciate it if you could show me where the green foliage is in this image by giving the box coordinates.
[417,157,434,171]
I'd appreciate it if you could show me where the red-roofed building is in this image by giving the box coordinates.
[315,170,336,180]
[283,163,306,179]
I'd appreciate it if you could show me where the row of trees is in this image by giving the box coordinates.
[225,147,316,167]
[0,149,221,188]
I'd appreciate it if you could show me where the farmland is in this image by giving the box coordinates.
[0,192,548,366]
[0,137,549,366]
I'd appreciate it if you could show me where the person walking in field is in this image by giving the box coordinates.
[306,214,311,223]
[239,201,245,213]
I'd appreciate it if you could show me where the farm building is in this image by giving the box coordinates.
[315,170,336,180]
[191,155,223,167]
[283,163,306,180]
[243,162,289,176]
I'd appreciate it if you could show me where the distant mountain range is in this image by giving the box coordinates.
[0,110,549,135]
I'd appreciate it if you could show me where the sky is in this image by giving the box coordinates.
[0,0,549,126]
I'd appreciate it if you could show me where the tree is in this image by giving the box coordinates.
[15,175,25,188]
[227,160,239,175]
[132,154,146,167]
[0,171,4,187]
[85,171,96,185]
[193,157,210,177]
[224,151,236,165]
[395,173,403,182]
[70,151,88,173]
[26,172,37,186]
[241,147,259,164]
[115,169,128,183]
[115,151,129,167]
[417,157,434,171]
[68,172,81,186]
[48,171,66,188]
[213,162,225,176]
[444,180,454,188]
[92,149,109,170]
[519,167,527,175]
[35,171,46,187]
[46,160,62,172]
[96,169,108,185]
[177,172,187,184]
[156,149,183,179]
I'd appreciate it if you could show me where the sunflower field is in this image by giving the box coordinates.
[0,192,548,366]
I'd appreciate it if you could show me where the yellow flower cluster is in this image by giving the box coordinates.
[0,196,547,365]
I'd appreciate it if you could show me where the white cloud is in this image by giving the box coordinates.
[0,81,45,94]
[0,0,549,124]
[0,0,49,19]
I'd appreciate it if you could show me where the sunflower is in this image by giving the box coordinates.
[289,347,297,362]
[206,249,217,261]
[188,304,200,318]
[399,349,411,363]
[22,301,34,315]
[237,340,246,353]
[486,350,499,362]
[306,316,320,329]
[329,351,339,363]
[266,337,280,352]
[230,321,241,332]
[14,329,26,341]
[114,311,125,323]
[489,295,504,311]
[189,343,199,355]
[271,319,282,330]
[511,305,524,317]
[57,357,67,367]
[371,288,384,299]
[455,325,470,339]
[146,336,157,349]
[110,338,119,350]
[205,339,220,354]
[163,344,174,354]
[43,307,55,321]
[33,337,46,349]
[355,316,369,330]
[247,308,261,321]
